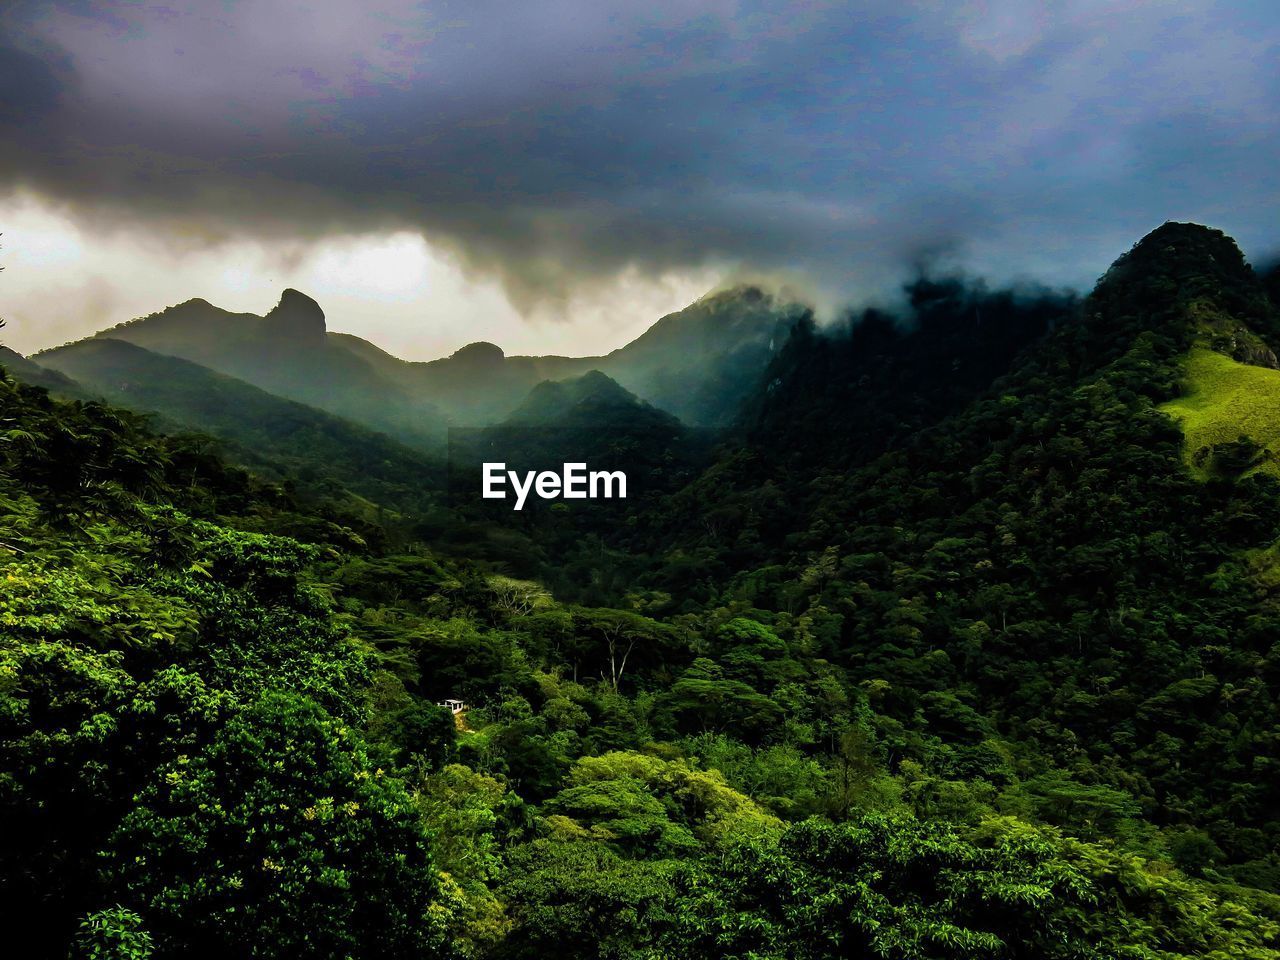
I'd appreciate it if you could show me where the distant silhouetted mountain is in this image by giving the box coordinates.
[59,290,444,449]
[397,286,808,426]
[504,369,678,428]
[0,346,80,392]
[46,285,806,438]
[36,337,443,512]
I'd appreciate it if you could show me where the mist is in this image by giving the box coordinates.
[1,0,1277,354]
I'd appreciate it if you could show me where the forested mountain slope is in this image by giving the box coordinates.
[429,371,708,599]
[592,285,808,426]
[646,222,1280,888]
[5,223,1280,960]
[503,369,674,426]
[35,336,445,516]
[46,285,804,434]
[52,289,445,448]
[0,345,80,393]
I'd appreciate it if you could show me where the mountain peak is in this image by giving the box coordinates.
[450,341,505,364]
[573,368,628,396]
[1135,220,1240,251]
[266,288,326,339]
[506,370,665,425]
[1105,222,1254,290]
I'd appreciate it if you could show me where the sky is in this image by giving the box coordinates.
[1,0,1278,359]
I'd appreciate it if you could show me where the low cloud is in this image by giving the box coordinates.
[1,0,1278,332]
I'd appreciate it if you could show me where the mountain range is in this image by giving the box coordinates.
[24,285,807,459]
[7,222,1280,958]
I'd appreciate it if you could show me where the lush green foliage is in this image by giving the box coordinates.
[0,378,446,956]
[37,336,447,515]
[5,223,1280,958]
[672,815,1280,960]
[74,906,155,960]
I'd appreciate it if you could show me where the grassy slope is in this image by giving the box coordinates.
[1160,346,1280,478]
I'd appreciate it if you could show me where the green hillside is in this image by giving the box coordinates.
[37,337,445,516]
[53,285,801,433]
[1160,346,1280,478]
[8,223,1280,960]
[0,346,81,393]
[66,290,446,449]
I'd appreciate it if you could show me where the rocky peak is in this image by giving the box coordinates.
[265,289,326,340]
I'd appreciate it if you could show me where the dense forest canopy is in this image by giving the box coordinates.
[4,222,1280,958]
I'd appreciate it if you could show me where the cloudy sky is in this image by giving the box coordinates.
[1,0,1277,359]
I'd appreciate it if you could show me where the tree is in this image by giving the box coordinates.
[668,814,1096,960]
[600,614,638,694]
[573,608,677,694]
[105,693,453,960]
[499,840,678,960]
[545,751,780,857]
[666,658,784,742]
[488,575,552,617]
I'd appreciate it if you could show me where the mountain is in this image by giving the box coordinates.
[593,285,809,425]
[47,284,806,436]
[0,346,80,393]
[8,223,1280,960]
[437,371,707,590]
[637,222,1280,888]
[397,340,586,426]
[54,290,445,449]
[35,337,444,514]
[488,370,697,503]
[399,286,808,426]
[504,369,678,426]
[739,276,1077,474]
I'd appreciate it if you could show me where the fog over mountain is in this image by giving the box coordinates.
[9,0,1280,955]
[2,1,1279,357]
[33,283,807,439]
[12,223,1280,960]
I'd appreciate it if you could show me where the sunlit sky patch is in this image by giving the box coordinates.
[1,1,1277,357]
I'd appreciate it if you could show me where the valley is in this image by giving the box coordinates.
[5,223,1280,958]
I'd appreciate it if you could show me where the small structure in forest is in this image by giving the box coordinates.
[440,698,467,715]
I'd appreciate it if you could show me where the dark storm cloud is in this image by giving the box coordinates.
[1,0,1278,306]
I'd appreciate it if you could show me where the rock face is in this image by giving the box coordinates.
[1221,329,1279,369]
[265,289,327,342]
